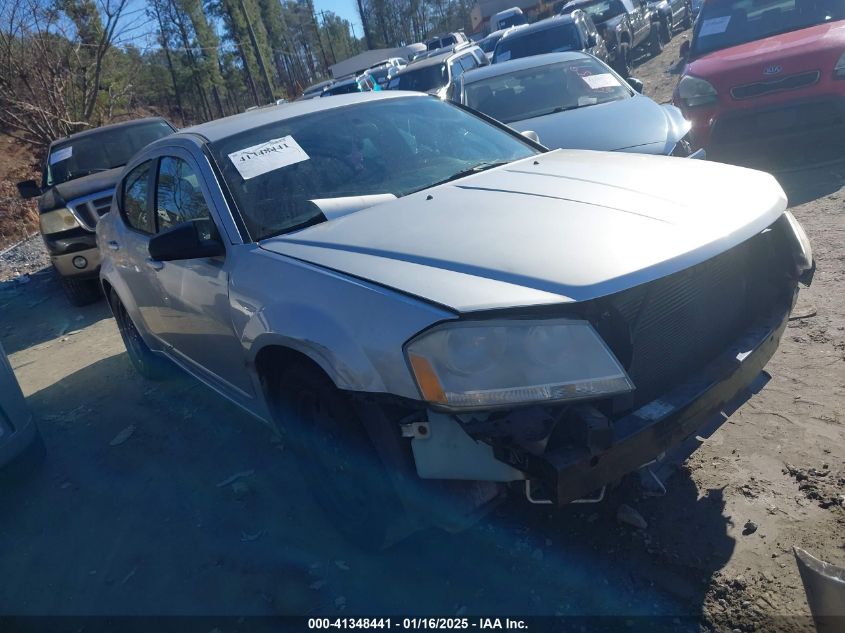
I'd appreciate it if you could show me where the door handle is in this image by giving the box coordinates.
[145,258,164,271]
[107,240,120,251]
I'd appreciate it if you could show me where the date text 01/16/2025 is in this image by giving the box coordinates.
[307,618,529,630]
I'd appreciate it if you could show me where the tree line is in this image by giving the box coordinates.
[0,0,475,149]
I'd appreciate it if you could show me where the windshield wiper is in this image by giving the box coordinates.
[409,160,510,193]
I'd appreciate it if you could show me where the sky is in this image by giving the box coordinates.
[313,0,364,37]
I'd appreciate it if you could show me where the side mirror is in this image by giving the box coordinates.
[627,77,644,93]
[148,220,224,262]
[679,40,690,59]
[521,130,540,143]
[17,179,41,199]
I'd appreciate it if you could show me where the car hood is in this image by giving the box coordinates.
[260,150,787,313]
[507,96,689,154]
[687,21,845,91]
[39,166,122,213]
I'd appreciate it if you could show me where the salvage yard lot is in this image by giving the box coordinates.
[1,34,843,630]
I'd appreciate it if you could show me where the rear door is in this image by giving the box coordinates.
[145,150,254,397]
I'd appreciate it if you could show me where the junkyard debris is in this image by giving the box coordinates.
[743,520,758,536]
[616,504,648,530]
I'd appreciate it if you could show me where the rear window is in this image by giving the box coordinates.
[494,23,583,62]
[388,64,449,92]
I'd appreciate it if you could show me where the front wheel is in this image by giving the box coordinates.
[60,276,101,306]
[660,17,672,43]
[273,363,404,550]
[614,42,632,77]
[649,25,664,56]
[682,2,693,29]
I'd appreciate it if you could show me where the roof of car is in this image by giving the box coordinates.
[49,117,171,148]
[396,51,453,71]
[180,92,425,143]
[462,51,590,83]
[498,14,578,41]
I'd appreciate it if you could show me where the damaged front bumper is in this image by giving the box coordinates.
[408,298,792,506]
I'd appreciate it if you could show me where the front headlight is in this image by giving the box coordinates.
[406,319,634,409]
[39,207,80,235]
[835,51,845,78]
[677,74,718,107]
[783,210,813,279]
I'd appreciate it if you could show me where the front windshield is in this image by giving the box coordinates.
[323,81,360,96]
[44,120,173,187]
[494,24,582,62]
[691,0,844,57]
[210,97,537,240]
[369,67,392,83]
[563,0,625,21]
[465,58,631,123]
[388,64,448,92]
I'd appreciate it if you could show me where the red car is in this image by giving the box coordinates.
[673,0,845,161]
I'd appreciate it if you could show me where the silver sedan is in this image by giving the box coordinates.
[456,52,700,156]
[97,92,812,546]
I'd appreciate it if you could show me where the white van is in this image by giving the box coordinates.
[491,7,528,31]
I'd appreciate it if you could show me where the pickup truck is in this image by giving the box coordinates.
[561,0,662,76]
[17,118,175,305]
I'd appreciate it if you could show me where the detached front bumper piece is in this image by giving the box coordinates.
[520,302,790,505]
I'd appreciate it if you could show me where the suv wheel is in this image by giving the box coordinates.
[614,42,631,77]
[110,290,173,380]
[60,276,101,306]
[660,16,672,43]
[274,362,403,550]
[682,2,693,28]
[649,24,664,55]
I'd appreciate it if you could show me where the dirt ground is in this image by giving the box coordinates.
[0,30,843,630]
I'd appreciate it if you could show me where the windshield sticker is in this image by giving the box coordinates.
[497,50,511,62]
[228,135,310,180]
[50,146,73,165]
[698,15,731,36]
[581,73,619,89]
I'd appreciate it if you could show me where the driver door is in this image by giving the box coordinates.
[144,150,255,397]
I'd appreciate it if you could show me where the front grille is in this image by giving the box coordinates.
[730,71,820,100]
[69,190,114,232]
[596,217,795,408]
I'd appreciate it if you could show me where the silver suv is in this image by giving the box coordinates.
[97,92,812,547]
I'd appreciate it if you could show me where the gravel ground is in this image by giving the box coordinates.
[0,233,50,282]
[0,30,843,629]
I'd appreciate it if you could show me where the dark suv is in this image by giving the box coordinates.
[560,0,661,76]
[17,118,175,305]
[492,12,611,67]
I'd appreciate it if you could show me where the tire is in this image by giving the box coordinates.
[110,290,173,380]
[660,16,672,43]
[614,42,631,77]
[649,24,663,56]
[60,276,101,306]
[274,362,403,550]
[682,2,693,29]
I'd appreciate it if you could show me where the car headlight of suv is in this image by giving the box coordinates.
[39,207,80,235]
[835,51,845,78]
[677,74,718,107]
[406,319,634,410]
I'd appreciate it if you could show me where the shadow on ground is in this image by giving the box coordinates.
[0,348,735,622]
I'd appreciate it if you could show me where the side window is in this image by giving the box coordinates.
[122,161,153,233]
[449,59,464,80]
[155,157,214,239]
